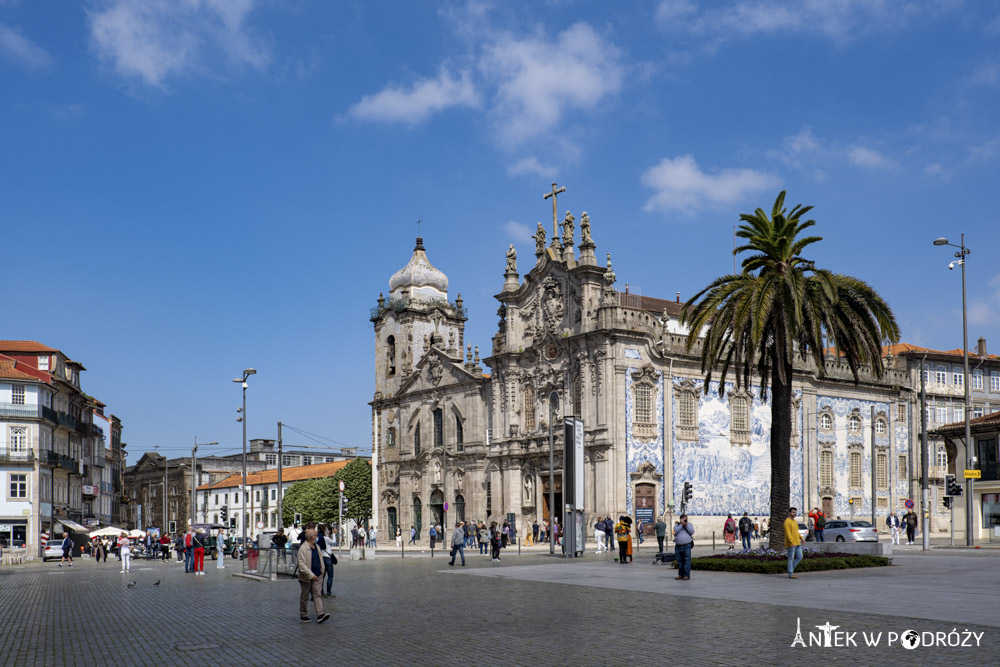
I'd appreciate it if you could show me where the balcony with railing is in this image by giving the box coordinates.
[0,403,42,419]
[0,447,34,464]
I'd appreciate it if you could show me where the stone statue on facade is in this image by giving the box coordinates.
[533,222,546,258]
[506,244,517,273]
[580,211,592,245]
[561,210,575,247]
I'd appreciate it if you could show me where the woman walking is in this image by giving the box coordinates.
[723,514,737,550]
[192,528,206,575]
[117,532,131,573]
[395,526,402,548]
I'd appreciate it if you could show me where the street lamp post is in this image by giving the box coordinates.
[233,368,256,554]
[191,438,218,528]
[934,235,974,546]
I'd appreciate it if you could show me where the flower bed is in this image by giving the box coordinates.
[689,547,891,574]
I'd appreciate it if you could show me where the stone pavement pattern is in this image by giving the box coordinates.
[0,549,997,666]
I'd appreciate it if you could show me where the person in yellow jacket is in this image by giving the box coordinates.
[784,507,803,579]
[614,517,631,564]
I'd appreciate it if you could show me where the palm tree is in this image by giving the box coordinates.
[681,191,899,551]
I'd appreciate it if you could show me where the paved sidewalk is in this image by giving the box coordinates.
[0,550,996,665]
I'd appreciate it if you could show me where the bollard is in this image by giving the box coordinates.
[712,531,716,550]
[518,537,521,556]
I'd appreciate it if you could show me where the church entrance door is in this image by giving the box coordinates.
[430,489,444,531]
[541,475,562,522]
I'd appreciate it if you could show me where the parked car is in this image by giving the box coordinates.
[797,522,809,542]
[823,519,879,542]
[42,543,64,561]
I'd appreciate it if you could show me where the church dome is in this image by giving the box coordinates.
[388,237,449,300]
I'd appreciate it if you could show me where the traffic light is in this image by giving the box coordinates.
[229,517,236,529]
[945,474,963,497]
[943,496,952,509]
[220,505,228,522]
[294,512,302,526]
[682,482,693,504]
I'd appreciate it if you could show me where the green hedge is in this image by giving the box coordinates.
[690,554,891,574]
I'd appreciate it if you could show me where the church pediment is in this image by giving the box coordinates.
[396,347,481,397]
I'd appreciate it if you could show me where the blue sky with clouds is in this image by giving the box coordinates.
[3,1,999,459]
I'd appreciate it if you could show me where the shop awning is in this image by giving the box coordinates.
[55,519,89,533]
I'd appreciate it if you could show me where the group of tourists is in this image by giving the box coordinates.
[723,513,765,549]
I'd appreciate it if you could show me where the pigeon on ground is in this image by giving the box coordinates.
[127,581,136,588]
[154,580,161,586]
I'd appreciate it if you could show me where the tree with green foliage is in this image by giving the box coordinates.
[281,477,339,528]
[682,191,899,551]
[332,458,372,527]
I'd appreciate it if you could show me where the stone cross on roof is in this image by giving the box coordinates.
[543,183,566,239]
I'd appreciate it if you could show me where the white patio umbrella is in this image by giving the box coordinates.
[127,529,146,539]
[89,526,127,538]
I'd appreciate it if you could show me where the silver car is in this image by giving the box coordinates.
[823,519,879,542]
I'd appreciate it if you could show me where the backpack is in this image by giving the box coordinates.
[815,515,825,529]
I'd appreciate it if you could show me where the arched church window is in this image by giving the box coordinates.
[412,497,422,535]
[414,423,421,456]
[455,417,464,452]
[433,408,443,448]
[523,386,536,432]
[387,427,396,448]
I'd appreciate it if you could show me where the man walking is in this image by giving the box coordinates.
[532,519,539,545]
[654,516,668,554]
[448,521,466,566]
[594,518,605,553]
[809,507,825,542]
[408,525,416,545]
[738,512,753,550]
[672,514,694,580]
[58,532,73,567]
[604,517,613,553]
[296,529,330,624]
[886,511,901,545]
[902,508,918,545]
[785,508,803,579]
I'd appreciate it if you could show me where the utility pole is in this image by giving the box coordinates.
[920,358,930,551]
[277,421,283,529]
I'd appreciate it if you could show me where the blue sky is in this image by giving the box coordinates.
[3,1,999,461]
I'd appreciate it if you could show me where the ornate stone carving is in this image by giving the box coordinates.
[541,278,564,330]
[505,244,517,273]
[427,355,443,385]
[533,222,546,258]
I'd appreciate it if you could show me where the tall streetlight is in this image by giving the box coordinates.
[234,368,256,553]
[191,438,218,527]
[548,391,559,555]
[933,235,974,546]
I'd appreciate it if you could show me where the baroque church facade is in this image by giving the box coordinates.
[370,191,916,544]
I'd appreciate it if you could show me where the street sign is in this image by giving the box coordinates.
[964,469,981,479]
[338,480,345,492]
[256,521,264,529]
[904,499,914,509]
[443,502,449,511]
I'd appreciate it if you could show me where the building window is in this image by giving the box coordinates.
[523,386,536,433]
[635,384,653,425]
[454,494,465,523]
[935,407,947,424]
[265,454,276,466]
[412,497,422,534]
[455,418,463,452]
[282,455,294,467]
[954,371,964,388]
[728,392,750,446]
[214,494,219,505]
[325,457,335,463]
[876,496,889,510]
[973,407,984,419]
[849,415,861,433]
[414,423,421,456]
[922,368,931,384]
[819,413,833,430]
[936,368,947,385]
[990,373,999,392]
[255,490,260,502]
[876,453,888,490]
[897,403,907,423]
[9,427,27,455]
[676,383,700,442]
[38,355,49,371]
[9,473,27,499]
[486,477,492,515]
[974,370,983,389]
[387,427,396,448]
[875,419,887,435]
[433,408,443,448]
[849,451,862,488]
[936,445,948,467]
[953,406,964,423]
[271,488,277,500]
[302,456,312,466]
[11,385,25,405]
[819,450,834,488]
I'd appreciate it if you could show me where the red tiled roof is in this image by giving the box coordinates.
[0,341,58,353]
[197,459,361,490]
[0,354,51,383]
[884,342,1000,360]
[617,291,684,316]
[933,409,1000,435]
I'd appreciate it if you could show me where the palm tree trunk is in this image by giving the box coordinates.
[768,359,794,551]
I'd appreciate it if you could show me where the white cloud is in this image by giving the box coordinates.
[506,156,556,179]
[923,162,949,180]
[0,22,51,68]
[348,69,480,124]
[968,62,1000,86]
[87,0,270,88]
[656,0,956,43]
[969,275,1000,327]
[641,154,780,214]
[847,146,898,169]
[481,22,623,146]
[502,220,534,243]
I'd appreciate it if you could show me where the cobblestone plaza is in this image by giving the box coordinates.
[1,545,997,666]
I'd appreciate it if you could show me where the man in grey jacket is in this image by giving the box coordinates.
[296,529,330,624]
[448,521,466,566]
[673,514,694,581]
